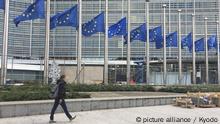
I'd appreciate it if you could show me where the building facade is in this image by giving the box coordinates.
[0,0,219,84]
[0,0,219,59]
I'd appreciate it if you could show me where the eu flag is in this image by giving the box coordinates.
[166,31,178,47]
[50,13,60,30]
[156,31,178,49]
[149,26,163,42]
[154,26,164,49]
[14,0,45,27]
[108,17,126,38]
[50,5,78,30]
[155,37,163,49]
[181,32,192,49]
[0,0,4,10]
[195,38,205,52]
[124,23,147,44]
[82,12,105,37]
[208,35,217,50]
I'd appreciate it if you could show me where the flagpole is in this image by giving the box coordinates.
[162,4,167,85]
[178,9,182,85]
[29,21,33,57]
[145,0,150,84]
[75,30,78,61]
[53,0,56,59]
[192,14,196,84]
[121,0,124,58]
[193,0,195,15]
[44,0,50,84]
[1,0,9,85]
[217,21,220,84]
[104,0,108,84]
[204,17,208,84]
[168,0,171,57]
[98,0,101,57]
[77,0,82,84]
[127,0,131,84]
[75,0,78,68]
[218,0,220,85]
[168,0,171,33]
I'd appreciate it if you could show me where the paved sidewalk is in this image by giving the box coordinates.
[0,105,220,124]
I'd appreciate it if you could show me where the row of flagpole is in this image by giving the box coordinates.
[0,0,116,85]
[162,4,220,85]
[0,0,220,85]
[76,0,110,84]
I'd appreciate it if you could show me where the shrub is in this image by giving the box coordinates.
[67,84,155,92]
[158,85,220,93]
[0,85,90,102]
[1,84,220,102]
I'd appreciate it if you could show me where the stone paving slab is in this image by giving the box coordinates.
[0,105,220,124]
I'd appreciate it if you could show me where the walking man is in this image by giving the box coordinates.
[49,75,76,123]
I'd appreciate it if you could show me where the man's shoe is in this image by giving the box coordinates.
[69,115,76,122]
[49,120,56,123]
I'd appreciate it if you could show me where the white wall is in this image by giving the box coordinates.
[60,65,103,84]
